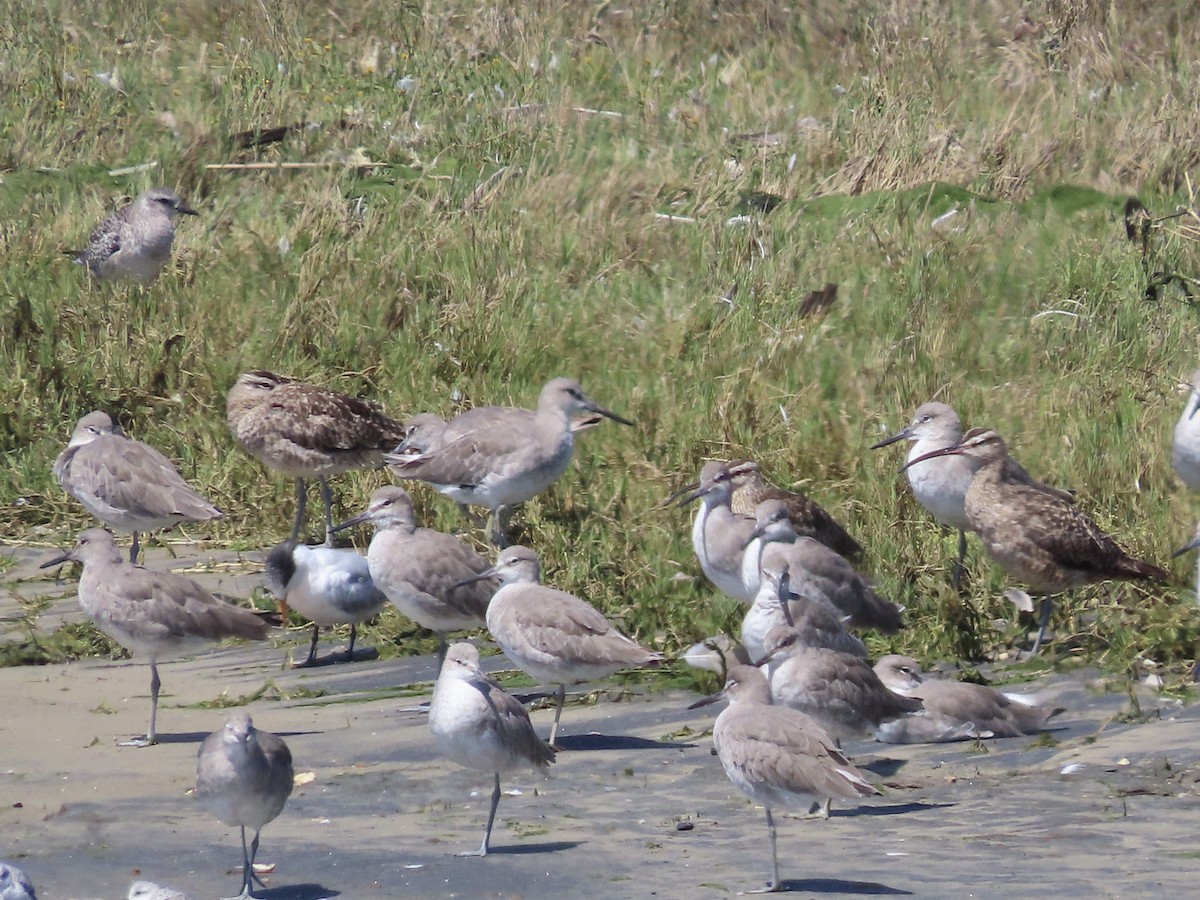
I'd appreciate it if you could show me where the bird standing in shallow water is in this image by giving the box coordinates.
[71,187,198,283]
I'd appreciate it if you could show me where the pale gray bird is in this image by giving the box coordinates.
[0,862,37,900]
[1170,369,1200,595]
[53,411,223,563]
[740,561,866,666]
[127,881,190,900]
[428,642,556,856]
[675,460,758,603]
[688,666,878,893]
[40,529,271,746]
[71,187,198,282]
[195,713,293,900]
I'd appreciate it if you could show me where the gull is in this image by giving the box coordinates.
[688,666,879,892]
[195,712,293,900]
[53,411,223,562]
[70,187,198,283]
[40,529,271,746]
[675,460,758,603]
[428,642,556,856]
[264,540,387,666]
[385,377,632,547]
[226,370,406,545]
[460,545,662,745]
[0,863,36,900]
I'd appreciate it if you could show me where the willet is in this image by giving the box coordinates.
[40,529,271,746]
[874,655,1062,743]
[675,461,758,603]
[385,377,632,547]
[872,402,977,588]
[460,545,661,746]
[53,411,223,562]
[682,634,752,681]
[688,665,879,892]
[264,540,387,666]
[1170,370,1200,594]
[226,370,406,545]
[195,712,293,900]
[70,187,198,282]
[0,862,36,900]
[906,428,1167,654]
[428,642,556,856]
[127,882,190,900]
[332,486,494,666]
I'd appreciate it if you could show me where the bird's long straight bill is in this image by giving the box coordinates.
[687,690,725,710]
[870,427,912,450]
[39,550,72,569]
[329,512,370,534]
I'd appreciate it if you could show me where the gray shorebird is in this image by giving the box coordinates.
[263,541,387,667]
[1170,370,1200,594]
[675,461,758,603]
[40,529,271,746]
[226,371,406,546]
[53,411,222,562]
[195,712,293,899]
[332,486,494,666]
[70,187,198,282]
[428,642,556,856]
[127,882,190,900]
[688,666,879,893]
[906,428,1167,655]
[874,655,1062,743]
[0,863,36,900]
[385,377,632,547]
[741,562,867,666]
[460,545,661,746]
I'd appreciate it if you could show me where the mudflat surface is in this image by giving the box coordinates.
[2,540,1199,899]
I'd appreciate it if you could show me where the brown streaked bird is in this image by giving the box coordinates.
[874,655,1063,743]
[39,529,271,746]
[53,411,223,563]
[688,665,878,893]
[675,461,759,603]
[226,371,406,546]
[905,428,1167,655]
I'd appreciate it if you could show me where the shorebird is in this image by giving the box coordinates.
[70,187,198,282]
[872,402,977,588]
[385,377,632,547]
[332,486,494,666]
[1172,368,1200,490]
[53,411,223,562]
[226,370,406,546]
[874,655,1062,743]
[263,540,387,667]
[905,428,1168,654]
[741,561,867,666]
[128,882,190,900]
[40,529,271,746]
[0,863,36,900]
[428,642,556,856]
[675,461,758,603]
[460,545,661,746]
[688,666,879,892]
[682,634,753,681]
[195,712,293,900]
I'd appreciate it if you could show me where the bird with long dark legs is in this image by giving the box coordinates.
[226,371,406,546]
[263,540,388,667]
[673,461,758,603]
[195,713,293,899]
[70,187,197,283]
[53,411,223,563]
[40,529,271,746]
[905,428,1167,655]
[688,666,879,893]
[428,642,556,857]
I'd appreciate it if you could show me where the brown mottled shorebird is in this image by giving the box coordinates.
[195,712,293,899]
[675,461,758,603]
[429,642,556,856]
[906,428,1167,655]
[386,378,632,547]
[53,411,222,563]
[332,486,494,666]
[460,545,661,746]
[226,371,405,546]
[70,187,198,282]
[688,666,879,892]
[874,655,1063,743]
[40,529,271,746]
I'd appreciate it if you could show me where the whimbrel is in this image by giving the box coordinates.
[0,863,36,900]
[460,545,661,746]
[906,428,1168,654]
[873,655,1062,743]
[263,540,388,667]
[332,486,494,667]
[688,666,879,892]
[195,712,293,899]
[40,529,271,746]
[428,642,556,856]
[70,187,198,282]
[675,461,758,603]
[386,378,632,547]
[226,371,405,546]
[53,411,223,562]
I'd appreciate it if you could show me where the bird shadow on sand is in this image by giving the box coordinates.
[553,733,697,751]
[486,840,582,855]
[253,883,340,900]
[831,800,956,818]
[770,877,913,895]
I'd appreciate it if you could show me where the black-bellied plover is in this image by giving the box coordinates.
[71,187,197,282]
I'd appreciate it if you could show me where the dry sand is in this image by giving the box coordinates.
[2,540,1198,899]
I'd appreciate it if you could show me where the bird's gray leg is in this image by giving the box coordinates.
[549,682,567,747]
[436,632,449,672]
[300,623,320,667]
[129,531,141,564]
[459,772,501,857]
[121,661,160,747]
[347,623,357,656]
[319,477,335,547]
[748,806,782,893]
[1030,596,1054,656]
[951,529,967,592]
[219,824,255,900]
[291,478,308,541]
[247,828,268,889]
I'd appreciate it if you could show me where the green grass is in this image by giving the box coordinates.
[3,0,1200,676]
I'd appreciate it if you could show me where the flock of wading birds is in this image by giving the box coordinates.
[6,188,1200,898]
